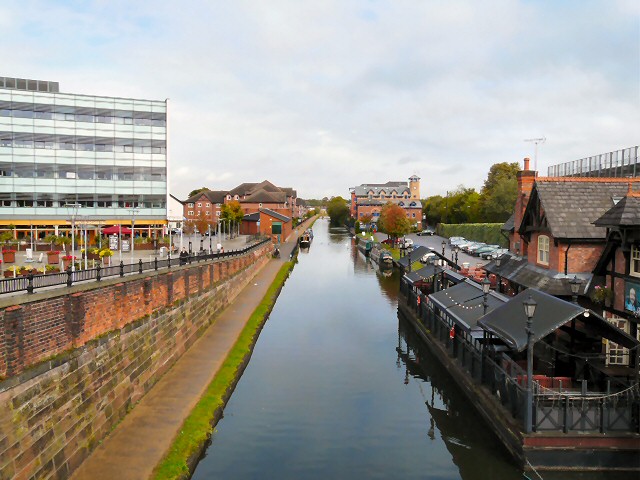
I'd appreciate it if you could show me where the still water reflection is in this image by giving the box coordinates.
[192,220,620,480]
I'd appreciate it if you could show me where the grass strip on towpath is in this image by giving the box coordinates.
[151,261,295,480]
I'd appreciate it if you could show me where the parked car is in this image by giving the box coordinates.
[474,245,500,257]
[420,252,437,264]
[417,228,435,236]
[466,243,487,254]
[382,238,401,246]
[459,241,481,252]
[488,248,509,260]
[448,236,465,246]
[400,238,414,249]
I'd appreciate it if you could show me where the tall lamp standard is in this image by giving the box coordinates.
[523,295,538,434]
[495,255,502,293]
[441,240,446,256]
[482,276,491,315]
[65,203,81,272]
[454,246,460,265]
[128,207,139,265]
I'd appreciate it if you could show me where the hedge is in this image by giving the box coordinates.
[436,223,508,247]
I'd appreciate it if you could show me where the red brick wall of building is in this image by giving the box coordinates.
[525,231,604,273]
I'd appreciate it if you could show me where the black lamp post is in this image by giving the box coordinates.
[523,295,537,434]
[441,240,446,256]
[569,275,581,304]
[482,276,491,314]
[454,246,460,265]
[495,255,502,293]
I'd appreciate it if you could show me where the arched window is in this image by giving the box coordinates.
[537,235,550,265]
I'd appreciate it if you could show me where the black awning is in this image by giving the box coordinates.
[428,280,508,333]
[405,265,444,285]
[396,246,429,268]
[478,289,640,352]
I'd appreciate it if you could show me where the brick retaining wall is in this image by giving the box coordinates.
[0,243,270,480]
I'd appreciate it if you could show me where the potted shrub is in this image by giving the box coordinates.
[591,285,613,306]
[2,249,16,263]
[47,250,61,264]
[45,264,60,274]
[99,248,114,265]
[4,265,20,278]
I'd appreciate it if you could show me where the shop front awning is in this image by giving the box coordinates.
[428,279,508,335]
[478,289,640,352]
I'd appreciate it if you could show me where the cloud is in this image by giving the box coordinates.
[3,0,638,200]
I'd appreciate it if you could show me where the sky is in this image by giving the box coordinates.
[2,0,639,200]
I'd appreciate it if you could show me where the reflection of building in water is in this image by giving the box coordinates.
[396,316,520,480]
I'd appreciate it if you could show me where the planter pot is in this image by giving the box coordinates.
[4,270,16,278]
[46,268,60,274]
[87,253,100,260]
[47,253,59,264]
[2,251,16,263]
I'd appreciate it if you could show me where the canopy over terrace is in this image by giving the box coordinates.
[102,225,133,235]
[478,289,639,353]
[405,264,443,285]
[428,279,508,339]
[396,246,429,269]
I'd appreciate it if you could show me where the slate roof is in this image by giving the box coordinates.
[593,194,640,227]
[484,253,592,297]
[396,246,430,268]
[241,189,287,203]
[522,179,631,239]
[260,208,291,223]
[184,190,227,204]
[501,213,515,232]
[353,181,410,196]
[405,264,443,284]
[243,212,260,222]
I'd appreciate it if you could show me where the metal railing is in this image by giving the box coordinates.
[400,277,640,434]
[0,239,270,296]
[547,145,638,178]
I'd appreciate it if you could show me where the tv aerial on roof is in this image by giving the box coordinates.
[524,137,546,171]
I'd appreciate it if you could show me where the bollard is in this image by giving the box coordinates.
[139,258,143,274]
[66,266,73,287]
[154,257,158,271]
[96,263,102,281]
[27,272,34,294]
[119,261,124,277]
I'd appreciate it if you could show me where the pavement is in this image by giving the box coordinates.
[69,222,310,480]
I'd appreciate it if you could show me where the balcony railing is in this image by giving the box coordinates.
[547,146,638,178]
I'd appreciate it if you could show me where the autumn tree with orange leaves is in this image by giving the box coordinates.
[378,202,411,241]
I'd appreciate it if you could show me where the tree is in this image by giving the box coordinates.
[220,201,244,237]
[193,211,215,235]
[378,203,411,240]
[326,196,349,226]
[188,187,210,198]
[479,162,520,222]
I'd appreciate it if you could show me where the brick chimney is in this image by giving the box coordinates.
[512,157,537,256]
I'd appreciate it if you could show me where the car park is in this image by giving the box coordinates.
[400,238,414,249]
[466,243,487,254]
[417,228,435,236]
[448,236,465,246]
[487,248,509,260]
[420,252,437,264]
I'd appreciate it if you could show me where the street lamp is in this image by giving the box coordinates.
[441,240,446,256]
[128,208,139,265]
[454,246,460,265]
[569,275,581,304]
[495,255,502,293]
[523,295,537,434]
[482,276,491,314]
[65,203,81,271]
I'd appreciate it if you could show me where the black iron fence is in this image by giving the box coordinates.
[400,278,640,434]
[0,239,271,296]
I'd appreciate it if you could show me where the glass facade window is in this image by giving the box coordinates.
[0,85,167,223]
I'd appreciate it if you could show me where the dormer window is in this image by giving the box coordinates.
[537,235,549,265]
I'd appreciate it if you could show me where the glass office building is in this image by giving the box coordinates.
[0,76,167,238]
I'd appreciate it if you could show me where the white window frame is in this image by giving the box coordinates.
[188,203,194,208]
[630,245,640,278]
[188,210,194,216]
[537,235,550,265]
[206,203,210,207]
[606,315,630,366]
[197,203,202,207]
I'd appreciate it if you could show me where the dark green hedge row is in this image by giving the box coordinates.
[436,223,508,247]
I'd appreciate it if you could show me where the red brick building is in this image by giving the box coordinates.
[349,175,423,229]
[241,208,292,244]
[182,190,227,228]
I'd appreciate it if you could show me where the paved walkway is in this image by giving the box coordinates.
[70,225,307,480]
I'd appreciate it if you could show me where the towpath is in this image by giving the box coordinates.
[70,223,310,480]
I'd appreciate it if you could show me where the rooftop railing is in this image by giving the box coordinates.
[547,145,638,178]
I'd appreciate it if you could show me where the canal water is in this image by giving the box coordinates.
[192,219,616,480]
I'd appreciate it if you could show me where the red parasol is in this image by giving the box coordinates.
[102,225,133,235]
